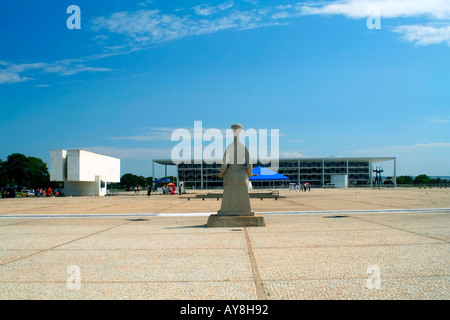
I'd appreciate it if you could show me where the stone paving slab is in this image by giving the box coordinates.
[255,244,449,280]
[263,277,450,300]
[0,249,254,283]
[56,232,248,250]
[0,281,258,300]
[251,229,443,248]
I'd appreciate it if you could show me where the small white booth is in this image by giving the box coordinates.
[331,174,348,189]
[50,149,120,196]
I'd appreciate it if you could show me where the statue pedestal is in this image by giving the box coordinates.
[206,214,266,228]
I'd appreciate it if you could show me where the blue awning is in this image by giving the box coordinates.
[249,166,290,181]
[152,178,170,183]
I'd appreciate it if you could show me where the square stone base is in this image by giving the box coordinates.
[207,214,266,228]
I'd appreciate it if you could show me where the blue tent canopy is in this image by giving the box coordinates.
[153,178,170,184]
[249,166,290,181]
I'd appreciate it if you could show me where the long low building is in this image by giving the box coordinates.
[152,157,396,189]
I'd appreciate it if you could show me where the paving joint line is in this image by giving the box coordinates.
[0,221,132,267]
[248,242,450,250]
[0,279,258,284]
[243,227,266,300]
[2,274,447,285]
[5,242,447,252]
[257,274,450,282]
[349,216,450,243]
[155,201,193,214]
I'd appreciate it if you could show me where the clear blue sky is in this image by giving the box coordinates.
[1,0,449,178]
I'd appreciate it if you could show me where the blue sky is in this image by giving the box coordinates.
[1,0,449,178]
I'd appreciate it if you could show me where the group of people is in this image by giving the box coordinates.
[0,187,62,198]
[34,187,61,197]
[301,183,311,192]
[289,183,311,192]
[162,184,183,196]
[134,184,184,196]
[133,186,141,193]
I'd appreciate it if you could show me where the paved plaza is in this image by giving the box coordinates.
[0,188,449,300]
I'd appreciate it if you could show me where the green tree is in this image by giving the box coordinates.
[397,176,413,185]
[136,175,147,186]
[431,177,442,184]
[120,173,140,187]
[27,157,50,187]
[0,159,6,186]
[1,153,50,188]
[413,174,432,185]
[4,153,29,187]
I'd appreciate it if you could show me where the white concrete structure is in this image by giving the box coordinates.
[331,174,348,188]
[50,149,120,196]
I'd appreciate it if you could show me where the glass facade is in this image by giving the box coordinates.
[169,158,390,189]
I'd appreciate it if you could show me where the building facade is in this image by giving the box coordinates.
[50,149,120,196]
[153,157,396,189]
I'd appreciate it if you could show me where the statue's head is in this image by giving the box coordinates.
[231,124,243,137]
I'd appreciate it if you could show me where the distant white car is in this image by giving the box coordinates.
[324,183,336,188]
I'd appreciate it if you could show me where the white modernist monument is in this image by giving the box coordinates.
[50,149,120,196]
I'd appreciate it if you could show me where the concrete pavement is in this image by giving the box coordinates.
[1,209,449,299]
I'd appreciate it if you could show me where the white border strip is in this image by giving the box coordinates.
[259,208,450,215]
[0,208,448,219]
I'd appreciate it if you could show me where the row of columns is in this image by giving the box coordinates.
[152,158,397,189]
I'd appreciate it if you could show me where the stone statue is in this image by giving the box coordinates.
[206,124,265,227]
[217,124,254,216]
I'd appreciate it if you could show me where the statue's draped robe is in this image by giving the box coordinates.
[217,136,254,216]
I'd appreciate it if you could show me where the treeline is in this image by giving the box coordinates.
[0,153,52,188]
[3,152,446,190]
[396,174,449,185]
[111,173,177,190]
[0,152,179,191]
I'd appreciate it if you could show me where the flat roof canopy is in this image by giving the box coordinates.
[153,157,396,166]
